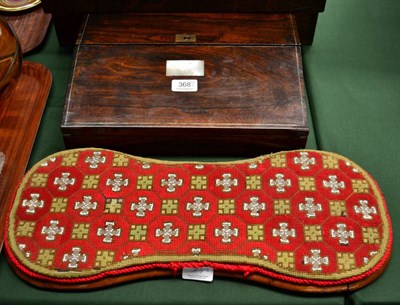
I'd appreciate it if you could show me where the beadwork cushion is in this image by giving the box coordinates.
[5,149,392,292]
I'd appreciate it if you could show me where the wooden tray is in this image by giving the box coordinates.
[0,61,52,250]
[1,6,51,53]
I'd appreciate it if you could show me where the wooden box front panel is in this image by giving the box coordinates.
[62,14,308,156]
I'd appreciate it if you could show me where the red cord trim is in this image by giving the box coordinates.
[5,231,392,287]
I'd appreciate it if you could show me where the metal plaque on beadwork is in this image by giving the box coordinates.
[5,149,392,292]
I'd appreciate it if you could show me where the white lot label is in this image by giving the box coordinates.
[182,267,214,282]
[171,79,198,92]
[166,60,204,76]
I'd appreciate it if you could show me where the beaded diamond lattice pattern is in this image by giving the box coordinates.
[6,149,391,286]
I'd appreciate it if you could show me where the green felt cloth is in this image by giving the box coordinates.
[0,0,398,304]
[303,1,400,304]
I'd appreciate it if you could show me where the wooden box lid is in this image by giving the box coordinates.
[43,0,327,13]
[79,13,299,46]
[42,0,326,45]
[62,13,308,155]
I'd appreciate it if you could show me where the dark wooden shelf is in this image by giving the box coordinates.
[41,0,327,45]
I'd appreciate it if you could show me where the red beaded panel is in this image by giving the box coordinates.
[5,149,392,289]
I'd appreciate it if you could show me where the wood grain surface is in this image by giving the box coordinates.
[81,13,299,45]
[0,62,52,250]
[42,0,327,13]
[62,13,308,155]
[0,15,22,93]
[41,0,326,45]
[63,45,307,154]
[2,7,51,53]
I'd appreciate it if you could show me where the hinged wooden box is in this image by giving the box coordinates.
[62,13,309,155]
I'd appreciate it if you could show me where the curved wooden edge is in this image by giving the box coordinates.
[0,61,52,251]
[1,6,51,53]
[6,251,391,293]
